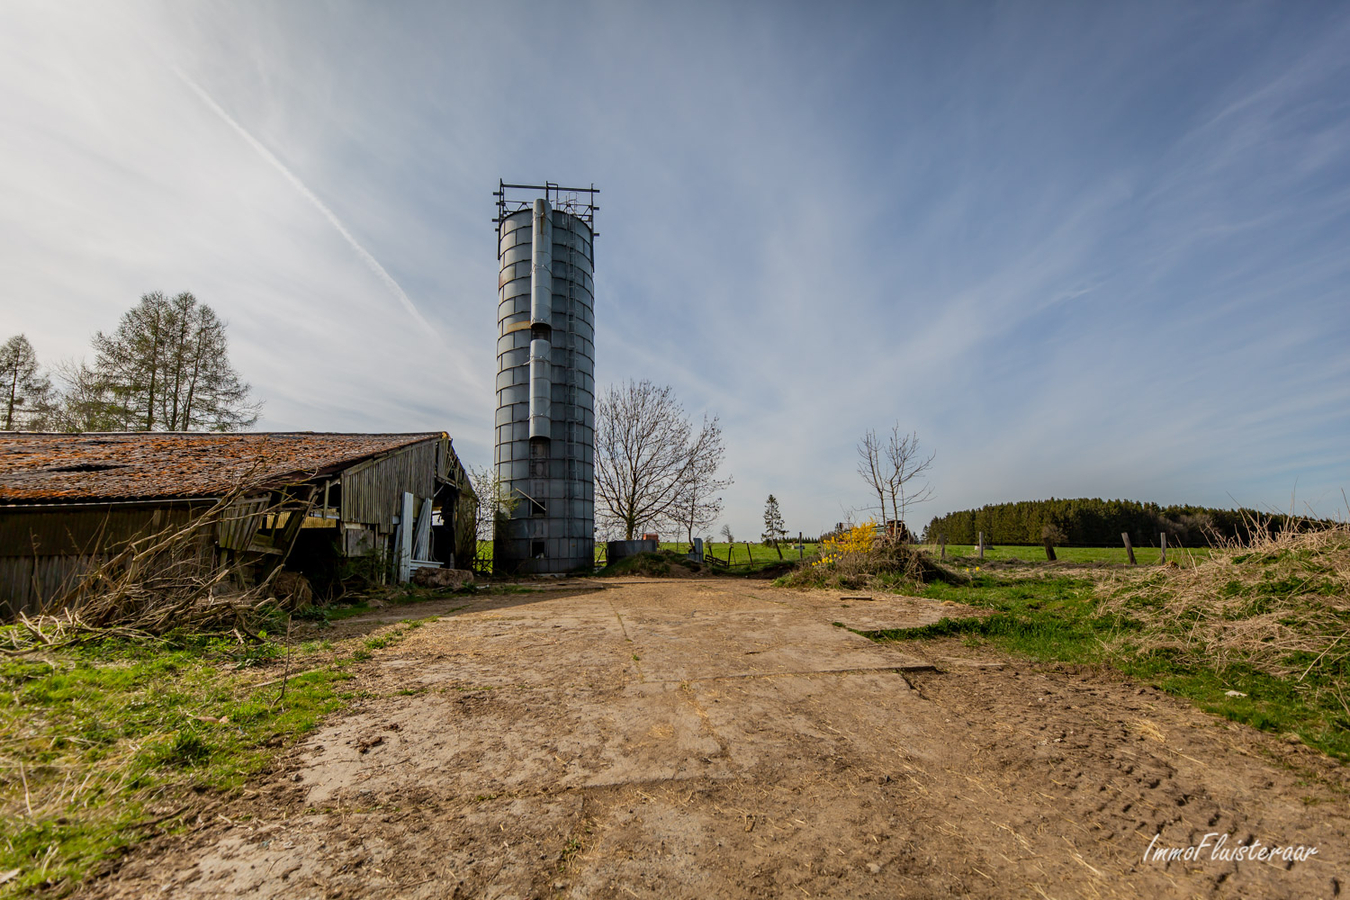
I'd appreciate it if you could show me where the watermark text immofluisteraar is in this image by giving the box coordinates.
[1144,832,1318,864]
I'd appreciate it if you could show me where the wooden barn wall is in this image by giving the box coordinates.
[340,440,444,533]
[0,505,201,557]
[0,555,104,617]
[0,503,210,616]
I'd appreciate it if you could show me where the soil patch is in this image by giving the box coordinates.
[82,578,1346,899]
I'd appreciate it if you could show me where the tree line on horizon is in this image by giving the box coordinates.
[923,497,1321,548]
[1,291,258,434]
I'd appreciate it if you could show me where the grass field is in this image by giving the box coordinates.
[474,538,1209,572]
[926,543,1213,565]
[658,541,819,565]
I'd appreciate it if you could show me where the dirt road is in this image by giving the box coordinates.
[87,578,1346,899]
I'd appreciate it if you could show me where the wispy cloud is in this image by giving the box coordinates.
[169,65,439,340]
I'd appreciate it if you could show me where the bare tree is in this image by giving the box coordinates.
[672,415,733,547]
[857,424,935,531]
[468,464,519,568]
[49,359,125,432]
[1,335,56,430]
[857,429,887,524]
[90,292,259,432]
[595,380,729,540]
[884,426,935,529]
[719,523,735,544]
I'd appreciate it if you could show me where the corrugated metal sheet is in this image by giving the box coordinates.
[0,432,445,503]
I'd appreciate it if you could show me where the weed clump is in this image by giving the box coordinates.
[1097,522,1350,679]
[597,550,703,578]
[779,521,964,590]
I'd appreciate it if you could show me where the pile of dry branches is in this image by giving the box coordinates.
[1097,521,1350,677]
[4,484,310,652]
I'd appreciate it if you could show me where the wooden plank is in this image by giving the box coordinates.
[412,496,432,560]
[396,492,414,583]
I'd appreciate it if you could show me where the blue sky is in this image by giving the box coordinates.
[2,1,1347,537]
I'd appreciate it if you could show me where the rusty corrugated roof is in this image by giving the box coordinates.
[0,432,446,504]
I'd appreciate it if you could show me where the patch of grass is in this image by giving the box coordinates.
[863,543,1350,762]
[0,631,352,895]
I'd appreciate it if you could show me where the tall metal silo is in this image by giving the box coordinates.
[492,181,597,574]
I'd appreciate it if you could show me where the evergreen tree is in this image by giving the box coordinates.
[90,292,259,431]
[762,494,787,560]
[0,334,56,430]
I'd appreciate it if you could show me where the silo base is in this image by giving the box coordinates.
[493,531,595,575]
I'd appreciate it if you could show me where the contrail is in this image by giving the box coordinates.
[171,67,440,339]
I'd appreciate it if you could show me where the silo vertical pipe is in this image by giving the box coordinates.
[529,198,552,441]
[531,199,552,327]
[528,337,551,439]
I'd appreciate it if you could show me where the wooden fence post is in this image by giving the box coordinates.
[746,542,753,565]
[1043,539,1057,562]
[939,534,947,559]
[1159,533,1167,565]
[978,532,985,560]
[1121,532,1136,565]
[798,531,804,561]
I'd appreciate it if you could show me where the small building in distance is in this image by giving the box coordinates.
[0,432,476,615]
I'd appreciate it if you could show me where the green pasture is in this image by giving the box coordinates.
[475,538,1208,572]
[926,543,1213,565]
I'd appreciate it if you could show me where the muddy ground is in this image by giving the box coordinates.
[85,577,1346,899]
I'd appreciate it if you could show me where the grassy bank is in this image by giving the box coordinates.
[0,614,431,896]
[863,528,1350,762]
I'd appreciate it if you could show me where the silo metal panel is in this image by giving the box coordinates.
[501,278,530,300]
[495,202,595,575]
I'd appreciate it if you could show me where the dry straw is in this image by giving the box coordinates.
[1096,517,1350,679]
[4,467,315,653]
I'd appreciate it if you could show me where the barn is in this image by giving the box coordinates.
[0,432,477,615]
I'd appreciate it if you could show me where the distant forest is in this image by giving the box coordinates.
[922,498,1322,547]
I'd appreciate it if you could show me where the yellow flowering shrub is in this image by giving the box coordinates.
[812,520,877,569]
